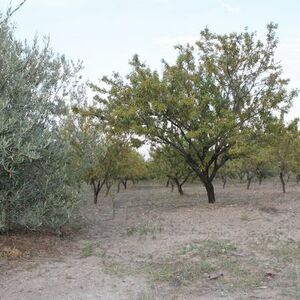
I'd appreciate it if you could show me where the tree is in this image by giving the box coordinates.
[229,132,274,189]
[149,145,192,195]
[0,16,81,232]
[66,114,128,204]
[218,160,238,188]
[90,24,296,203]
[65,106,144,203]
[116,148,146,192]
[267,116,300,193]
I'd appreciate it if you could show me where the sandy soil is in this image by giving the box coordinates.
[0,180,300,300]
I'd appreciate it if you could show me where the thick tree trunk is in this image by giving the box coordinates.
[170,181,174,192]
[178,184,184,195]
[258,175,263,185]
[204,181,215,203]
[201,178,215,203]
[297,174,300,184]
[280,172,286,193]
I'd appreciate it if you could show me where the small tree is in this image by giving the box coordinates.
[149,146,192,195]
[66,115,126,203]
[231,133,274,189]
[267,116,300,193]
[116,148,146,192]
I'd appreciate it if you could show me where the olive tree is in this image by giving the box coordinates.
[0,17,81,232]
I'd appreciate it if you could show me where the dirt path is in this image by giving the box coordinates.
[1,181,300,299]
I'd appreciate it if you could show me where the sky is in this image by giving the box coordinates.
[1,0,300,119]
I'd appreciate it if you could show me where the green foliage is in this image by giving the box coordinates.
[267,116,300,192]
[149,145,191,181]
[0,16,80,232]
[223,131,275,187]
[148,145,192,194]
[117,148,147,182]
[267,116,300,175]
[65,108,146,203]
[90,24,296,203]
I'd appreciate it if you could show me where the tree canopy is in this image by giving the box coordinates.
[90,24,297,203]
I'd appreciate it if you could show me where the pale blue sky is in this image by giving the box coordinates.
[1,0,300,120]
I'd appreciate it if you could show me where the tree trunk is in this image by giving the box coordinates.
[91,179,105,204]
[201,178,215,203]
[178,184,184,195]
[296,174,300,184]
[94,190,100,204]
[173,178,184,195]
[166,179,170,187]
[117,180,121,193]
[280,172,286,193]
[170,181,174,192]
[246,176,252,190]
[221,175,227,189]
[258,176,263,185]
[122,179,128,190]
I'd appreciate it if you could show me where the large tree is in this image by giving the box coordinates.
[91,24,296,203]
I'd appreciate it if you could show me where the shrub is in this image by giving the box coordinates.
[0,15,81,233]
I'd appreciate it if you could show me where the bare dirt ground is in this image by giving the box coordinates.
[1,180,300,300]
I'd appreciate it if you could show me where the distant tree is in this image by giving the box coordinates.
[232,132,274,189]
[65,113,130,204]
[267,116,300,193]
[149,146,192,195]
[90,24,296,203]
[116,149,146,192]
[65,114,104,204]
[218,160,238,188]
